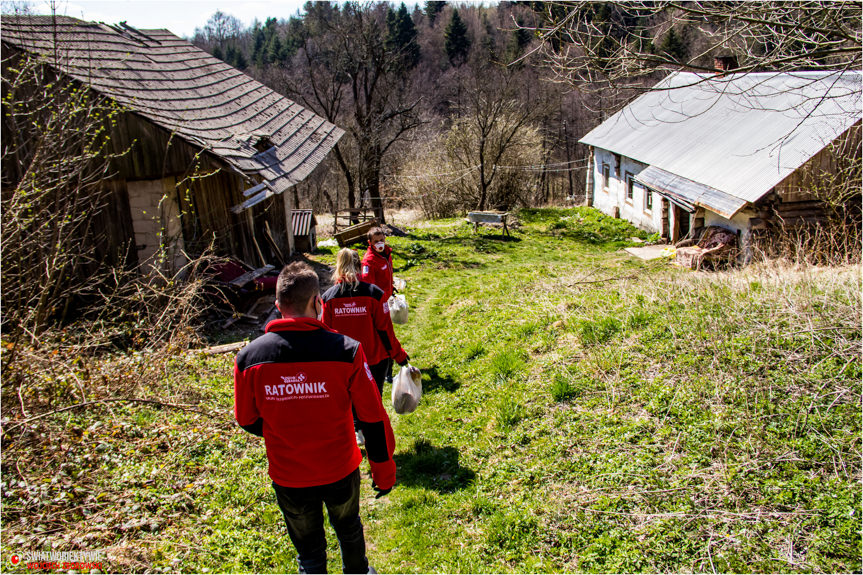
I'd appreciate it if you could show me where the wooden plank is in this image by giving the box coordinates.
[283,189,295,256]
[264,221,286,266]
[194,341,248,355]
[229,264,275,287]
[334,219,378,247]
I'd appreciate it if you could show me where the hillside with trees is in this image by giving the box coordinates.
[190,1,861,223]
[191,2,610,221]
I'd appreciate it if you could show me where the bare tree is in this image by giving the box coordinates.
[393,74,544,216]
[525,1,862,89]
[448,83,544,211]
[193,10,243,48]
[281,1,422,223]
[1,50,130,335]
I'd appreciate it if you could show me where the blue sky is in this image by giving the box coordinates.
[16,0,309,38]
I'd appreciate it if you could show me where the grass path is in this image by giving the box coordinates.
[361,210,860,573]
[1,208,858,573]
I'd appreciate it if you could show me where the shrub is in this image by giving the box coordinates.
[490,350,526,379]
[494,395,526,429]
[550,374,579,402]
[578,316,621,344]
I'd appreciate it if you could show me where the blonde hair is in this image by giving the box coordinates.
[333,248,361,288]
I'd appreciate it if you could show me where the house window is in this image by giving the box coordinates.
[601,164,610,191]
[644,188,653,211]
[625,173,634,203]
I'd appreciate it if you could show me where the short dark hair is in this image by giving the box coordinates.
[276,262,320,316]
[367,227,385,242]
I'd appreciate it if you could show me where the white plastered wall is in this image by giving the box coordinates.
[591,148,662,233]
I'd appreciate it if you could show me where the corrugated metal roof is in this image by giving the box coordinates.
[1,15,345,204]
[634,166,747,218]
[292,209,316,236]
[580,70,862,216]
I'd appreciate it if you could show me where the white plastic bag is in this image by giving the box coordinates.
[391,364,422,414]
[388,294,409,324]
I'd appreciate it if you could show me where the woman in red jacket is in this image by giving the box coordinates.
[322,248,415,444]
[360,227,398,384]
[359,227,394,301]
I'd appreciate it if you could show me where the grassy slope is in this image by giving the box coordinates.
[1,208,859,573]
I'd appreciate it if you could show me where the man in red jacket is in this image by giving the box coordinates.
[234,262,395,574]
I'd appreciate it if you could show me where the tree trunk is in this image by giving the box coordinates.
[331,143,357,224]
[368,143,385,224]
[477,135,487,211]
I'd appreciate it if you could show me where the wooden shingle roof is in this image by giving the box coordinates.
[1,15,344,203]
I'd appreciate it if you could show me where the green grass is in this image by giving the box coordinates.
[2,207,859,573]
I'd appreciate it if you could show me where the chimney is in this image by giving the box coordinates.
[713,55,738,76]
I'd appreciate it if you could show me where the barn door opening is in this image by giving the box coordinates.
[128,176,187,275]
[672,204,691,243]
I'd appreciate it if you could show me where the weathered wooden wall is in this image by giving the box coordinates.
[754,122,862,229]
[3,58,297,272]
[107,111,292,268]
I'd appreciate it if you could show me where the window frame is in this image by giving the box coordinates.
[644,187,653,212]
[625,172,634,203]
[601,163,610,192]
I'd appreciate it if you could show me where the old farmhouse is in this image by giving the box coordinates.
[580,70,862,253]
[1,15,343,272]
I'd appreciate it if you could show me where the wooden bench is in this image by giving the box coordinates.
[467,211,510,236]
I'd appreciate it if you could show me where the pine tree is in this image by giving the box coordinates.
[387,3,420,70]
[480,14,496,63]
[282,16,306,61]
[658,27,688,62]
[444,8,470,66]
[424,1,446,26]
[252,25,266,67]
[505,19,532,65]
[233,48,247,70]
[266,33,283,65]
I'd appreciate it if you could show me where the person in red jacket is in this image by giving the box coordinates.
[359,227,398,384]
[322,248,416,445]
[359,227,394,301]
[234,261,395,574]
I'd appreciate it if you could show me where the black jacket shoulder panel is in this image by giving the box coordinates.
[321,284,341,303]
[365,282,384,301]
[236,329,360,371]
[323,281,383,302]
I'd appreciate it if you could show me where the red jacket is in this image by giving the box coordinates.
[360,245,394,301]
[321,281,408,366]
[234,317,396,489]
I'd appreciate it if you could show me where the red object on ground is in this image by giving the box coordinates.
[212,259,277,292]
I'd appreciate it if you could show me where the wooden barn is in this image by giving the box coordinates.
[1,15,343,273]
[580,70,861,254]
